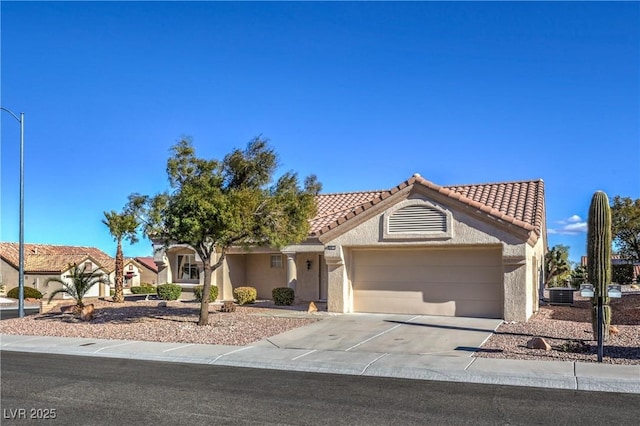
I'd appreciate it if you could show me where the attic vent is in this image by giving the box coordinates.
[388,206,446,233]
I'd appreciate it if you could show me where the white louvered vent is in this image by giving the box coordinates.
[388,206,446,233]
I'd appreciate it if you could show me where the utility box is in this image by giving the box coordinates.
[549,287,575,305]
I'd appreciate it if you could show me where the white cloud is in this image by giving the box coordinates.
[567,215,582,223]
[549,215,588,235]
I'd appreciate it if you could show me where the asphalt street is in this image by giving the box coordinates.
[2,351,639,426]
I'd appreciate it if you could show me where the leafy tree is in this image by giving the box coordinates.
[544,245,571,287]
[611,196,640,262]
[46,263,110,308]
[304,174,323,195]
[102,209,139,303]
[129,136,319,325]
[570,264,588,288]
[612,263,635,284]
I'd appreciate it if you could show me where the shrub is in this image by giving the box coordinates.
[612,264,635,285]
[233,286,257,305]
[7,286,43,299]
[156,284,182,301]
[130,284,156,294]
[194,285,218,303]
[272,287,295,306]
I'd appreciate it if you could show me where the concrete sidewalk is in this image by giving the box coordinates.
[2,333,638,394]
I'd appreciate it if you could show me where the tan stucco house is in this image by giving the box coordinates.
[153,174,547,322]
[0,243,112,300]
[135,257,159,285]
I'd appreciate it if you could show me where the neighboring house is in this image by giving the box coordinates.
[100,258,147,289]
[580,255,640,283]
[135,256,159,285]
[153,174,547,322]
[0,243,112,299]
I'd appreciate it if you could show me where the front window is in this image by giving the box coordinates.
[270,254,283,269]
[177,254,200,280]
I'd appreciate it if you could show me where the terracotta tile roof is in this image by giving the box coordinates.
[0,242,112,273]
[311,190,387,235]
[310,175,545,242]
[135,256,158,273]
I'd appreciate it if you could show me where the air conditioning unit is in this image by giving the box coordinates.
[548,287,575,305]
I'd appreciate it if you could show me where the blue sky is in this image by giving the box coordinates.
[1,1,638,265]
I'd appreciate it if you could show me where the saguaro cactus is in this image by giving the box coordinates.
[587,191,612,341]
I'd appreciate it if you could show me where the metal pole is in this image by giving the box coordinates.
[597,296,603,362]
[19,112,25,318]
[1,107,25,317]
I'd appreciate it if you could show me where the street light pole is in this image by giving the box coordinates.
[1,106,25,318]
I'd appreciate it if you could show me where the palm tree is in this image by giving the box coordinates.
[46,263,110,309]
[102,210,139,303]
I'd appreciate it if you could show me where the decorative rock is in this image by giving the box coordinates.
[220,301,236,312]
[60,304,76,314]
[308,301,318,314]
[526,337,551,350]
[80,304,94,321]
[609,325,620,335]
[157,301,168,308]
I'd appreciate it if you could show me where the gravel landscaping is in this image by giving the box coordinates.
[1,290,639,365]
[0,299,325,346]
[475,290,640,365]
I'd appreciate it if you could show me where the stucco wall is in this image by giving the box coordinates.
[245,253,287,299]
[326,195,526,252]
[138,266,157,285]
[322,192,537,321]
[293,253,323,302]
[0,259,19,291]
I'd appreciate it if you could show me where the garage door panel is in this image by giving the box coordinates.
[355,249,498,267]
[355,265,502,284]
[353,290,502,318]
[353,248,503,318]
[353,281,500,300]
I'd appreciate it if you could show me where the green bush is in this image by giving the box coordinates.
[130,284,156,294]
[7,286,43,299]
[194,285,218,302]
[233,286,257,305]
[156,284,182,301]
[612,264,635,284]
[272,287,294,306]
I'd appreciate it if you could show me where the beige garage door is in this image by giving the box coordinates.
[352,248,503,318]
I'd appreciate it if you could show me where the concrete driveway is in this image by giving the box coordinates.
[257,313,502,357]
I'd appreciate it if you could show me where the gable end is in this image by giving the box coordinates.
[383,200,452,241]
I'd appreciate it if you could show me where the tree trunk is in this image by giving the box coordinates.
[198,262,213,326]
[113,241,125,303]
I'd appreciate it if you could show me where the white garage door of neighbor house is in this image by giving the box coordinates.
[352,248,503,318]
